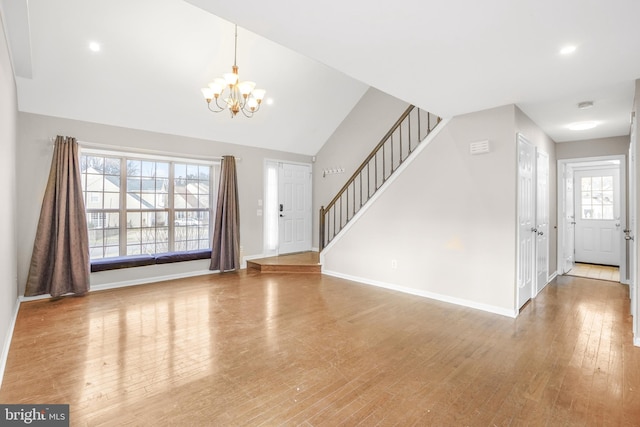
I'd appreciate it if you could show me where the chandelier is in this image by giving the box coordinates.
[201,25,266,118]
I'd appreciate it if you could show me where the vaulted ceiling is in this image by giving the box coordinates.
[2,0,639,155]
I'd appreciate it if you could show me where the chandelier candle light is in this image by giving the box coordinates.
[201,25,266,118]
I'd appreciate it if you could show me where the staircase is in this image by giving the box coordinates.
[319,105,441,251]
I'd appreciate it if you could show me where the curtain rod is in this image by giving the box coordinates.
[48,137,241,162]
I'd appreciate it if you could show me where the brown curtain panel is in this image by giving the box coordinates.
[210,156,241,272]
[25,136,90,297]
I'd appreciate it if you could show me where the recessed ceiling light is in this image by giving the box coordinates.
[567,121,598,131]
[559,45,577,55]
[89,42,101,52]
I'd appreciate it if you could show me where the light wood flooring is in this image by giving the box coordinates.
[1,271,639,425]
[567,263,621,282]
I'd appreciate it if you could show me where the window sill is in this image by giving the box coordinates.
[90,249,212,272]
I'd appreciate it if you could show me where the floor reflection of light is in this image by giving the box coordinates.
[265,279,278,350]
[80,296,213,406]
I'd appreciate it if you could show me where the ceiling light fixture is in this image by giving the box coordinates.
[201,25,266,118]
[89,42,100,52]
[567,121,598,131]
[577,101,594,109]
[559,45,577,55]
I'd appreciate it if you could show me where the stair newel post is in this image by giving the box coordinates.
[319,206,325,251]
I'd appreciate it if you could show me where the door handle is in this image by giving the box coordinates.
[538,231,544,236]
[531,227,537,233]
[626,235,635,241]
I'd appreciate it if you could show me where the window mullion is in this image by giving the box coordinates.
[119,157,127,256]
[168,161,175,251]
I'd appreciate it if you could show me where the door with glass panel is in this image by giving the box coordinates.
[574,167,621,266]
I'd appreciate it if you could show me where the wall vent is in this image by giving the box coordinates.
[469,140,490,155]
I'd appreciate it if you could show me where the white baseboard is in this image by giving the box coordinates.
[322,269,518,318]
[19,269,217,303]
[91,269,216,293]
[0,298,21,389]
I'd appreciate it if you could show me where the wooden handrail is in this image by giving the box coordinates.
[324,105,415,211]
[319,105,440,251]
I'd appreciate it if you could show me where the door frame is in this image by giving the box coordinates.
[557,155,627,283]
[263,159,313,256]
[536,150,550,296]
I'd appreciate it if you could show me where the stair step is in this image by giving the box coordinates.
[247,251,321,273]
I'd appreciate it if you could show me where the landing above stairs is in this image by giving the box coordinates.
[246,251,321,273]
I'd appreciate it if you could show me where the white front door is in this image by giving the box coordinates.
[517,135,536,309]
[574,167,621,266]
[278,163,312,254]
[536,151,549,293]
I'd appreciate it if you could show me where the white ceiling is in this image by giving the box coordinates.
[2,0,640,155]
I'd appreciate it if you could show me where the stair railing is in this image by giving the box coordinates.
[319,105,441,251]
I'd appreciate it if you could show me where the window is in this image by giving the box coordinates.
[580,175,614,220]
[80,152,218,259]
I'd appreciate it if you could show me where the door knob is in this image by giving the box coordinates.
[538,231,544,236]
[531,227,537,233]
[626,235,635,241]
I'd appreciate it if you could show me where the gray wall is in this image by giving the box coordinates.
[312,88,409,247]
[17,113,310,294]
[322,105,521,315]
[0,11,19,383]
[556,136,630,159]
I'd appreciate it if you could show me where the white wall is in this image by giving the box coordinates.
[16,113,310,294]
[323,105,520,316]
[515,106,558,276]
[0,9,19,384]
[312,88,409,247]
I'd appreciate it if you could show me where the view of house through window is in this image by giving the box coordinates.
[580,175,614,220]
[80,152,218,259]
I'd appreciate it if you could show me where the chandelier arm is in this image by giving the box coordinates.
[239,107,254,118]
[213,95,229,111]
[207,100,225,113]
[239,99,263,117]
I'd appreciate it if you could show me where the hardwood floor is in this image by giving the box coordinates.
[1,271,639,425]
